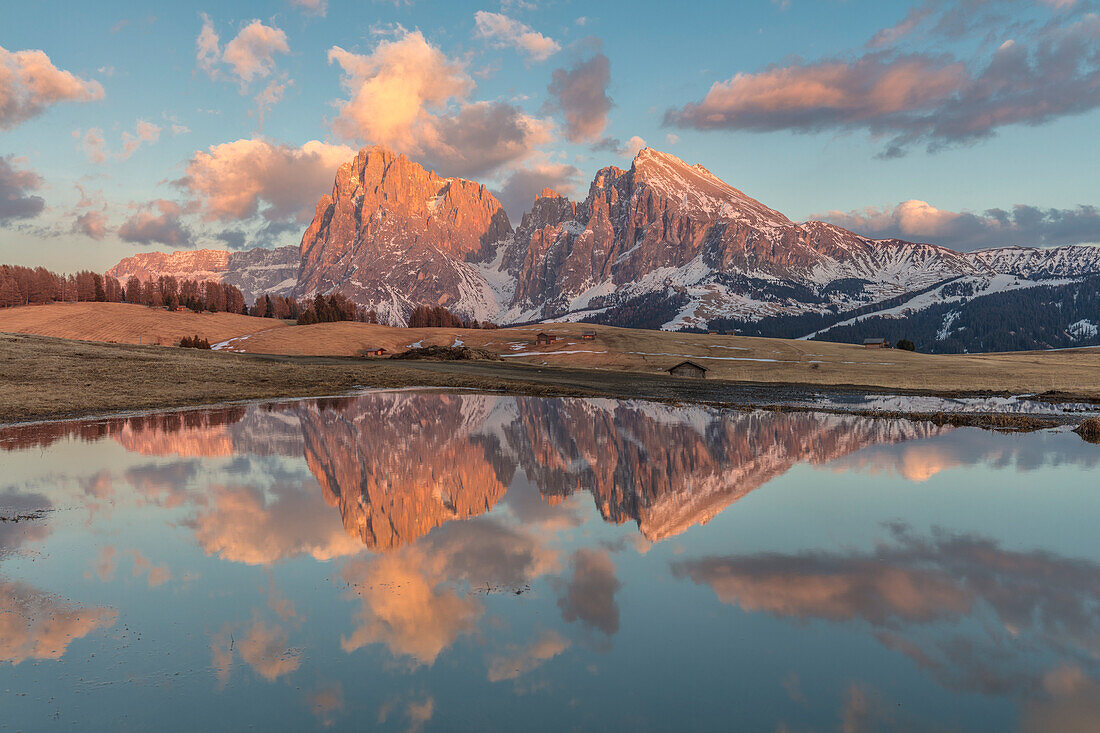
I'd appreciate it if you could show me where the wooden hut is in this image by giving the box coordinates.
[862,338,888,349]
[361,347,387,357]
[581,331,597,340]
[666,360,709,379]
[535,332,555,346]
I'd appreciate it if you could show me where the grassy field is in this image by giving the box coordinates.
[2,302,1100,404]
[2,332,1079,431]
[0,332,580,424]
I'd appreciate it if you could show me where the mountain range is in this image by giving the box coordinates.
[107,146,1100,352]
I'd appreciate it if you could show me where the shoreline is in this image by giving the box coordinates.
[3,333,1096,433]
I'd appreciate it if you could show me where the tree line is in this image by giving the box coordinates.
[407,304,497,329]
[0,264,249,314]
[6,262,501,330]
[248,290,381,324]
[1,265,123,308]
[122,275,247,314]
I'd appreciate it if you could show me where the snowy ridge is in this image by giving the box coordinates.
[113,146,1100,334]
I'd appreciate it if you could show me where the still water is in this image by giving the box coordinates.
[1,392,1098,731]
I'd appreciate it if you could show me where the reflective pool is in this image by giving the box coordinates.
[2,392,1098,731]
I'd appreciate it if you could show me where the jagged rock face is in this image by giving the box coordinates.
[105,246,298,303]
[107,249,230,286]
[221,247,301,303]
[498,149,985,321]
[104,146,1100,331]
[208,393,950,547]
[294,146,512,325]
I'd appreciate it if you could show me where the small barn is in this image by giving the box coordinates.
[535,332,556,346]
[666,360,709,379]
[361,347,387,357]
[862,338,888,349]
[581,331,597,341]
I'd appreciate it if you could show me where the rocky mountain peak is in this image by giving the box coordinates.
[294,145,513,324]
[629,147,793,230]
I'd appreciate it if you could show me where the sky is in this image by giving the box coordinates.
[1,0,1099,272]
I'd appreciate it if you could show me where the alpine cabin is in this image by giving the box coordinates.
[535,332,555,346]
[666,360,709,379]
[863,338,888,348]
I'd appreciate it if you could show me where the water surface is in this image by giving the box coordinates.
[2,392,1099,731]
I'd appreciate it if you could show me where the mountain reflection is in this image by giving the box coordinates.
[2,392,964,550]
[299,395,513,551]
[5,391,1100,729]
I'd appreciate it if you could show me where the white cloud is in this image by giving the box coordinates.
[474,11,560,62]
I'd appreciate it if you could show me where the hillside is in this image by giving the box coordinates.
[0,302,290,346]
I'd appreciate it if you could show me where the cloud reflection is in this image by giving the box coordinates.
[557,548,621,638]
[673,523,1100,695]
[0,580,117,665]
[340,517,558,666]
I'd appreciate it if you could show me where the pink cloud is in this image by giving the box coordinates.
[0,581,117,664]
[177,138,355,223]
[817,199,1100,251]
[119,119,162,159]
[222,21,290,87]
[487,630,570,682]
[494,159,584,220]
[666,7,1100,156]
[73,209,110,239]
[327,31,473,151]
[327,30,549,177]
[290,0,328,17]
[557,548,621,637]
[117,199,192,247]
[74,127,107,163]
[0,45,104,130]
[196,16,291,121]
[667,54,966,131]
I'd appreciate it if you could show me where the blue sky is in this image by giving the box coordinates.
[2,0,1099,271]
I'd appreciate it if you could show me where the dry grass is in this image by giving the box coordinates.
[3,302,1100,403]
[0,332,566,424]
[218,318,1100,397]
[1074,417,1100,444]
[1,330,1093,429]
[0,301,289,346]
